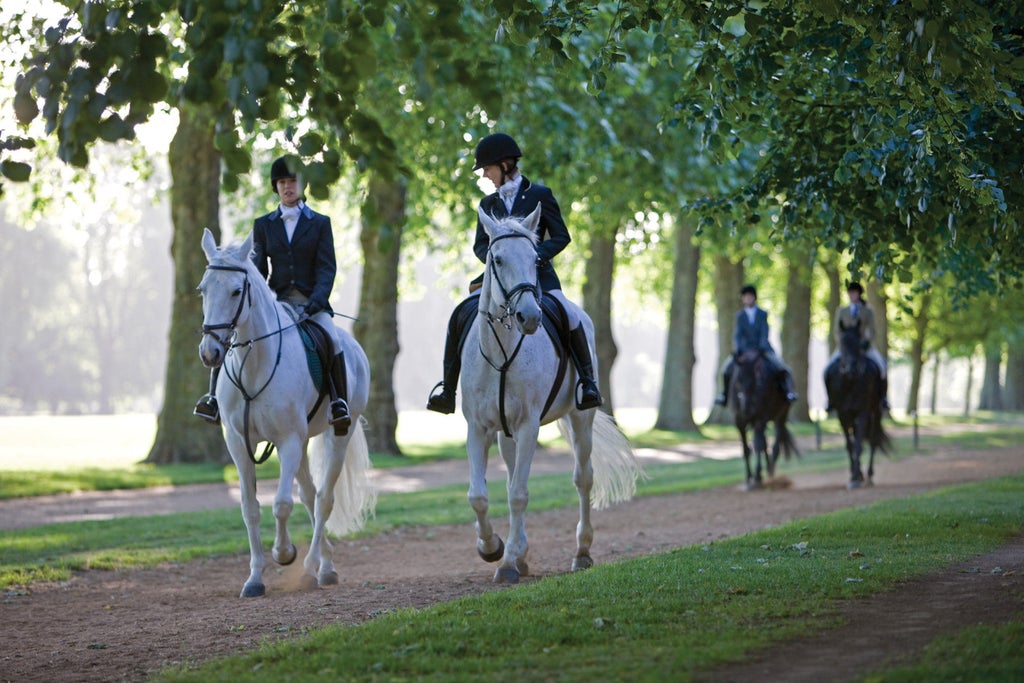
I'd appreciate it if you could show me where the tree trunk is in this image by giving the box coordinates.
[906,291,932,416]
[867,281,889,367]
[963,354,974,417]
[581,227,618,416]
[354,173,404,455]
[705,256,744,425]
[978,341,1003,411]
[1004,347,1024,411]
[654,218,700,431]
[781,246,812,422]
[824,263,841,356]
[929,353,940,414]
[145,109,230,464]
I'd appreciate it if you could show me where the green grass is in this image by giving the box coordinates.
[1,422,1017,591]
[150,475,1024,682]
[0,412,471,499]
[858,622,1024,683]
[3,411,1020,500]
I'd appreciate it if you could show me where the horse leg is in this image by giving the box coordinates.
[767,420,781,478]
[847,415,866,490]
[227,435,267,598]
[494,424,540,584]
[753,422,768,485]
[739,426,756,491]
[566,413,596,572]
[297,433,346,587]
[270,436,304,569]
[466,426,503,564]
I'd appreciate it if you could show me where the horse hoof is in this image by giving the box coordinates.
[493,566,520,584]
[319,570,339,586]
[240,582,266,598]
[478,536,505,563]
[572,555,593,572]
[847,479,863,490]
[273,543,297,566]
[516,558,529,576]
[744,480,761,492]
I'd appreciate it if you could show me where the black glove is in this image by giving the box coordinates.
[535,256,548,269]
[860,340,870,351]
[304,299,324,316]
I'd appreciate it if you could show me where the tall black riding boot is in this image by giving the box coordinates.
[427,295,477,414]
[715,360,733,406]
[426,334,461,414]
[781,369,799,403]
[824,359,838,412]
[881,376,891,411]
[328,351,352,436]
[569,325,603,410]
[193,367,221,425]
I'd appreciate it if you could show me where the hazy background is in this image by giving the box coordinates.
[0,154,976,420]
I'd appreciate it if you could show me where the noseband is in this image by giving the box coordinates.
[201,264,252,346]
[485,232,541,329]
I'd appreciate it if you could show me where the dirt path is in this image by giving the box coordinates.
[1,443,1021,682]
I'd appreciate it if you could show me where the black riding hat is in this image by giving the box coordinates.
[740,284,757,298]
[847,281,865,294]
[270,155,300,192]
[473,133,522,170]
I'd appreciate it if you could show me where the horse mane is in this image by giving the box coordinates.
[488,213,540,246]
[205,236,278,308]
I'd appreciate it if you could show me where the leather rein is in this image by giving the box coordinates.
[478,233,549,438]
[201,264,298,464]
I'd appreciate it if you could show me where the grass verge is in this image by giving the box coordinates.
[2,424,1020,590]
[2,413,1020,499]
[151,475,1024,682]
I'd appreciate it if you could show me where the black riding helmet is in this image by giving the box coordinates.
[270,155,301,193]
[847,281,865,294]
[740,284,757,298]
[473,133,522,171]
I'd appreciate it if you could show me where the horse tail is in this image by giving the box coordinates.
[777,419,801,460]
[559,411,645,510]
[310,417,378,537]
[870,412,893,455]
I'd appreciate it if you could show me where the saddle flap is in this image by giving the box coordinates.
[539,294,569,358]
[299,319,333,394]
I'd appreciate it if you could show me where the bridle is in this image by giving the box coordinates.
[201,264,252,348]
[483,232,541,330]
[200,262,290,464]
[479,231,542,437]
[838,320,865,376]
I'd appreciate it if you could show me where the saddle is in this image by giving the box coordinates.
[456,293,569,360]
[458,291,572,424]
[277,303,332,396]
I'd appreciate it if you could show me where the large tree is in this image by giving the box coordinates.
[502,1,1023,297]
[10,2,499,460]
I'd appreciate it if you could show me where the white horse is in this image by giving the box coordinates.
[197,228,375,598]
[462,206,642,583]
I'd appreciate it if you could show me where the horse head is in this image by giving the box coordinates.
[837,320,865,376]
[731,350,766,414]
[196,228,258,368]
[477,204,543,335]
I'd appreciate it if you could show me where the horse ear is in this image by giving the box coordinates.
[524,203,542,232]
[201,227,218,261]
[478,205,499,238]
[240,231,253,258]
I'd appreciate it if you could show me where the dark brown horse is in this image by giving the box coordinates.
[728,350,800,491]
[825,322,891,489]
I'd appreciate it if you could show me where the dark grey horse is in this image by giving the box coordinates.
[729,350,800,491]
[825,322,892,489]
